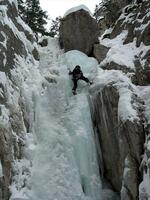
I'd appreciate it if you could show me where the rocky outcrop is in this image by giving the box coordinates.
[93,44,109,63]
[39,38,48,47]
[0,1,39,199]
[59,8,99,56]
[89,71,145,199]
[94,0,134,36]
[90,1,150,199]
[97,0,150,86]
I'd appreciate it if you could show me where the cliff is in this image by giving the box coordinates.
[0,0,41,199]
[90,0,150,199]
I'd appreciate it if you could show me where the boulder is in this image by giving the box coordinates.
[93,44,109,63]
[100,61,134,74]
[32,47,40,61]
[141,24,150,46]
[59,8,99,55]
[39,38,48,47]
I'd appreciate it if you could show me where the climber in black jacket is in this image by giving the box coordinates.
[69,65,92,95]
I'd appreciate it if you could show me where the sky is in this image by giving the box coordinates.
[40,0,100,20]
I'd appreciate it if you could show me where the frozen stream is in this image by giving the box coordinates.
[27,38,102,200]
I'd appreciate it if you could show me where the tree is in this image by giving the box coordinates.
[18,0,26,21]
[25,0,48,35]
[49,16,61,37]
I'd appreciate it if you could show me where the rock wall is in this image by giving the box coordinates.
[90,0,150,199]
[95,0,144,36]
[94,0,150,86]
[89,71,145,199]
[0,1,39,199]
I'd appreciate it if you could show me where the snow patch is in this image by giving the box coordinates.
[64,5,92,18]
[99,31,150,69]
[10,159,31,200]
[118,87,138,122]
[0,71,7,84]
[97,16,104,21]
[0,105,10,126]
[0,160,3,177]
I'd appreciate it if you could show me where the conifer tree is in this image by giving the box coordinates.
[18,0,26,21]
[25,0,48,35]
[49,16,61,37]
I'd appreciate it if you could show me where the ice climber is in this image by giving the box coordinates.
[69,65,92,95]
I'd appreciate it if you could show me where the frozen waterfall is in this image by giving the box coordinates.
[10,38,102,200]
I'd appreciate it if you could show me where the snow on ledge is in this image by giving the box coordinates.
[64,4,92,18]
[89,68,139,122]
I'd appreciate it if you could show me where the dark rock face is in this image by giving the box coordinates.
[59,9,99,55]
[0,0,39,75]
[134,56,150,86]
[39,38,48,47]
[93,44,109,63]
[112,0,133,9]
[90,83,145,199]
[0,127,13,200]
[32,47,40,60]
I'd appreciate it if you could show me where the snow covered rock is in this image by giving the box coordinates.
[89,69,145,200]
[98,1,150,85]
[0,0,41,199]
[59,5,99,56]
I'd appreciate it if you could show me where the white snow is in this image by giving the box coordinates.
[0,160,3,177]
[97,16,104,21]
[89,68,139,122]
[8,0,18,7]
[16,17,33,34]
[0,71,7,84]
[64,5,92,18]
[99,31,150,69]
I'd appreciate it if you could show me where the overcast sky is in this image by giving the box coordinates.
[40,0,100,20]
